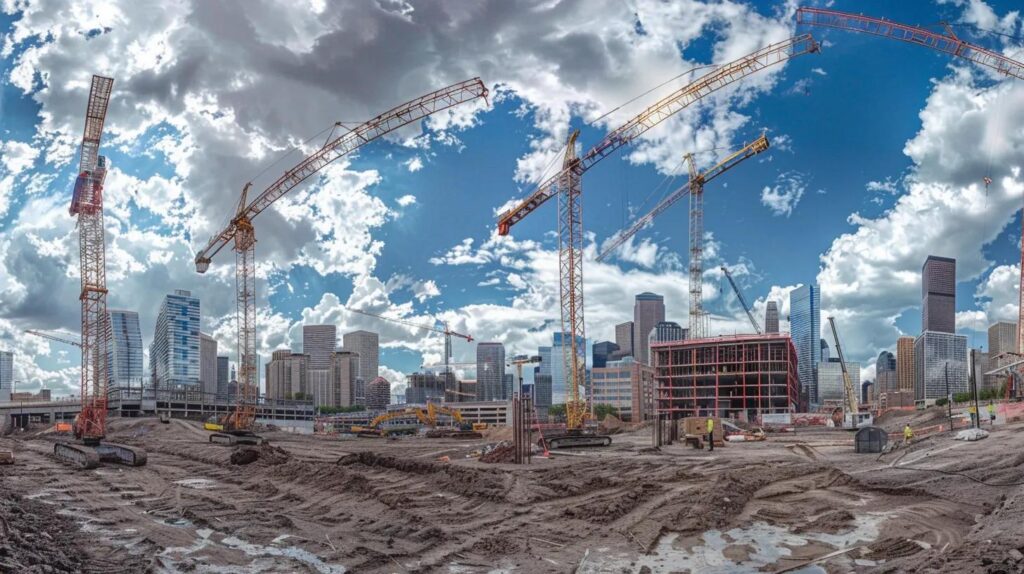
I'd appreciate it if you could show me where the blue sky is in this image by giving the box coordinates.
[2,0,1024,395]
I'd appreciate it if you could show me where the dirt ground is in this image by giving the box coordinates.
[1,410,1023,573]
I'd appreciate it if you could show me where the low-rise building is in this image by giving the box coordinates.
[591,357,654,422]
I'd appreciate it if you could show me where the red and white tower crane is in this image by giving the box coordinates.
[193,79,487,439]
[58,76,146,468]
[496,37,818,433]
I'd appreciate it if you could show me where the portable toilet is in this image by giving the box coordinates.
[854,426,888,453]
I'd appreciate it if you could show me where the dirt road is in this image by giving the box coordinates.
[1,414,1023,573]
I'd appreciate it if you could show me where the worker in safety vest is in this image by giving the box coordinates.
[903,424,913,444]
[988,402,996,426]
[707,418,715,452]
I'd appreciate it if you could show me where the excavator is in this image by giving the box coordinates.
[204,408,266,446]
[351,404,476,437]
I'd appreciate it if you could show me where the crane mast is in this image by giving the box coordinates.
[70,75,114,445]
[827,316,859,416]
[194,79,487,431]
[558,130,587,429]
[720,267,763,335]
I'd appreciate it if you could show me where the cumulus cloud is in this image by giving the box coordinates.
[395,194,417,207]
[760,171,806,216]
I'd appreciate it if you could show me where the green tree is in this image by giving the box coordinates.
[547,404,566,418]
[593,403,620,419]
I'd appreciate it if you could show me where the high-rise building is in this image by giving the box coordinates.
[648,321,685,366]
[790,284,821,405]
[817,360,861,405]
[343,330,378,382]
[897,336,915,392]
[475,342,506,401]
[972,349,991,391]
[875,350,897,393]
[332,350,359,406]
[988,321,1018,357]
[366,376,391,411]
[820,339,830,363]
[551,332,585,405]
[765,301,780,334]
[914,331,968,401]
[150,290,201,388]
[303,325,337,371]
[199,333,218,398]
[107,310,143,391]
[406,371,450,404]
[216,356,229,399]
[591,356,655,422]
[633,293,665,365]
[502,373,514,398]
[922,256,956,333]
[534,346,553,408]
[0,351,12,403]
[265,350,310,400]
[615,321,634,358]
[862,380,874,404]
[592,341,619,369]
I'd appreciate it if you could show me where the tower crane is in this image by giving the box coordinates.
[59,75,145,468]
[496,39,816,434]
[193,79,487,438]
[795,7,1024,80]
[346,307,473,399]
[25,329,82,348]
[597,134,770,336]
[719,267,763,335]
[827,316,871,429]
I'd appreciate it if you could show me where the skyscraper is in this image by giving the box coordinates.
[303,325,337,371]
[897,336,915,392]
[199,333,218,398]
[265,350,310,400]
[790,284,821,405]
[216,356,230,399]
[988,321,1018,357]
[0,351,12,403]
[648,321,685,366]
[633,293,665,365]
[765,301,780,334]
[343,330,379,382]
[366,376,391,411]
[817,360,861,404]
[875,350,897,393]
[551,332,585,405]
[592,341,619,369]
[914,331,968,400]
[534,345,553,408]
[332,350,360,406]
[615,321,634,358]
[150,290,201,388]
[107,310,143,391]
[922,256,956,333]
[475,342,506,401]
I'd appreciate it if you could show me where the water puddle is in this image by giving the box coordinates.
[584,513,889,573]
[173,478,219,490]
[157,528,346,574]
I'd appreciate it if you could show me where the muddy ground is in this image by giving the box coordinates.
[1,410,1023,573]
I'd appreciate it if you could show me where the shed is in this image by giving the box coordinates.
[854,426,888,454]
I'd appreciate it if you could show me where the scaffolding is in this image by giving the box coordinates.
[652,334,799,421]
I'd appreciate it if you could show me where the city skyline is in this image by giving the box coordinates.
[2,1,1024,398]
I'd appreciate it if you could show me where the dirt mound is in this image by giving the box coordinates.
[479,441,515,463]
[0,490,149,572]
[231,443,290,466]
[794,509,855,534]
[599,414,624,434]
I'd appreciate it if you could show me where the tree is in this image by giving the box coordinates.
[593,403,620,419]
[547,404,566,418]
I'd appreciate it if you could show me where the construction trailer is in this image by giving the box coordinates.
[652,334,799,422]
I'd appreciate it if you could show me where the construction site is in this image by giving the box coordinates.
[4,4,1024,573]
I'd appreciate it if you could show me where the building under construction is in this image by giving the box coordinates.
[652,334,798,422]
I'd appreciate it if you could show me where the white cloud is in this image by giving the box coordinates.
[1,140,39,174]
[760,171,806,216]
[865,177,900,194]
[404,156,424,172]
[810,67,827,76]
[396,194,417,207]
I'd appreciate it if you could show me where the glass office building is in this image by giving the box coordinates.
[108,310,144,391]
[790,283,821,405]
[150,290,201,388]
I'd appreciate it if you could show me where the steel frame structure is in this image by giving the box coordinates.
[651,334,798,420]
[70,75,114,444]
[195,79,487,430]
[557,131,587,429]
[796,7,1024,80]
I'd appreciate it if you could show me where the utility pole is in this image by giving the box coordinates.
[970,349,982,429]
[945,362,953,432]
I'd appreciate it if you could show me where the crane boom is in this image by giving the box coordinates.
[25,330,83,348]
[597,134,769,261]
[796,7,1024,80]
[496,35,817,235]
[720,267,763,335]
[194,78,488,268]
[346,308,472,341]
[827,316,859,415]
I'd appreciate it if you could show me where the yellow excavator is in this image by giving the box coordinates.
[352,404,469,437]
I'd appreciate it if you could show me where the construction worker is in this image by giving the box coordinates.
[988,402,996,426]
[707,417,715,452]
[903,423,913,445]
